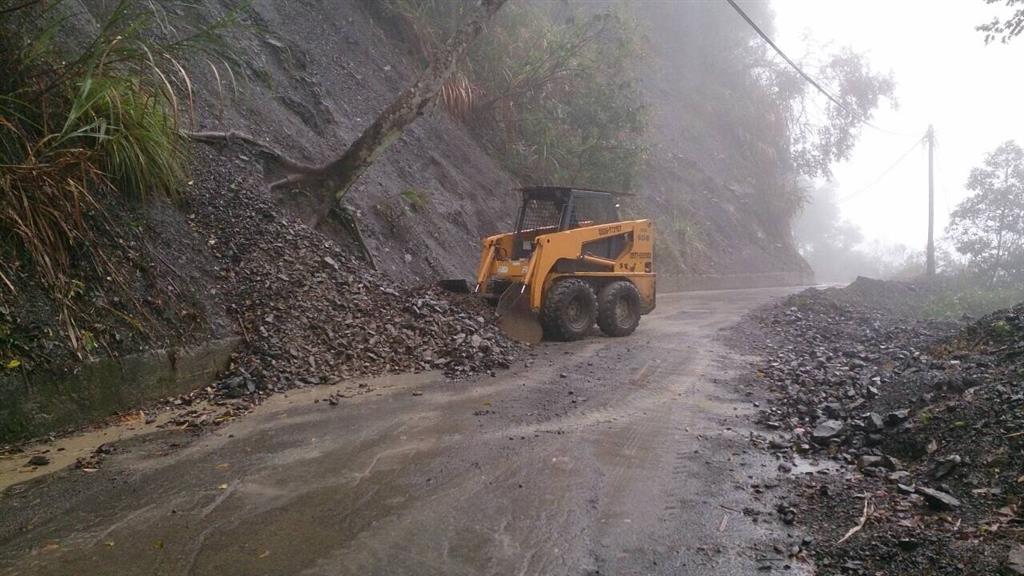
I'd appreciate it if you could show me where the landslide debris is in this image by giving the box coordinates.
[735,281,1024,575]
[182,151,521,404]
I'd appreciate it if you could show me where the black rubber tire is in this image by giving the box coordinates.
[597,281,641,337]
[540,279,597,341]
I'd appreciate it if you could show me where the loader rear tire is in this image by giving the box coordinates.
[597,281,641,337]
[540,279,597,341]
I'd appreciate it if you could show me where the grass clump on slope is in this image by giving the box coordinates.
[0,0,229,353]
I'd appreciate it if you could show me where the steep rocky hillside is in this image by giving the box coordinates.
[63,0,810,287]
[635,2,813,289]
[345,0,814,289]
[187,0,521,282]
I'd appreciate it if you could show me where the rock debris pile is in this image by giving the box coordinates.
[736,282,1024,575]
[185,157,521,403]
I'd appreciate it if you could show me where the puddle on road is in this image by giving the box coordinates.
[256,371,440,414]
[789,455,841,475]
[0,370,443,493]
[0,410,178,492]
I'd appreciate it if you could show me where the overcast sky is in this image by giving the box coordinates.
[769,0,1024,252]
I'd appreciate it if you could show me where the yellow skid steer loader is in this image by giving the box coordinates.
[446,186,655,343]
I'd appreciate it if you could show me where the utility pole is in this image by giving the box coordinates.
[926,125,936,277]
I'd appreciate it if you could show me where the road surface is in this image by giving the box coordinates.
[0,287,803,576]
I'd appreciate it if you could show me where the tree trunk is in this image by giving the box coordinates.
[272,0,509,205]
[992,207,1007,286]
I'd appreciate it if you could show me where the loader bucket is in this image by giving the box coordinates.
[495,282,543,344]
[437,279,472,293]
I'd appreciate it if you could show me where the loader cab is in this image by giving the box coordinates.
[512,186,622,259]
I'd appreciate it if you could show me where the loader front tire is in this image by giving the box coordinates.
[540,279,597,341]
[597,281,641,337]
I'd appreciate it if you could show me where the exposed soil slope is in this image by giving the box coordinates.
[180,0,520,283]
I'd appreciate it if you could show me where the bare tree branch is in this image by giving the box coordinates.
[188,0,509,218]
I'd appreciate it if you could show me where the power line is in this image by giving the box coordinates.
[722,0,912,137]
[838,135,925,203]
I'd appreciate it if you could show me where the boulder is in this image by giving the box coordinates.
[917,486,961,510]
[812,419,844,443]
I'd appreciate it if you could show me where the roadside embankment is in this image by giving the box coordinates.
[732,278,1024,575]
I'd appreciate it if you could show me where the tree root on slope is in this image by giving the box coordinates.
[182,130,324,190]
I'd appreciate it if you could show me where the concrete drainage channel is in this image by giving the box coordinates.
[0,337,241,445]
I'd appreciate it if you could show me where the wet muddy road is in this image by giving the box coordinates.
[1,288,801,576]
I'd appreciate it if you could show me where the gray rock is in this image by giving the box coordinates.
[857,455,883,469]
[812,419,844,443]
[822,402,844,418]
[932,454,961,480]
[881,455,903,470]
[885,409,910,425]
[1006,544,1024,575]
[888,470,912,483]
[917,486,961,509]
[896,483,916,495]
[863,412,885,431]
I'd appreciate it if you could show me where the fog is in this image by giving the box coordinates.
[774,0,1024,257]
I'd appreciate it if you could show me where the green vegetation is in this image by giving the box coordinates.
[992,319,1013,338]
[782,49,896,179]
[400,188,430,212]
[0,0,231,352]
[919,273,1024,320]
[373,0,647,191]
[946,140,1024,287]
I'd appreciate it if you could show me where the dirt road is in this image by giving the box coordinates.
[0,288,803,576]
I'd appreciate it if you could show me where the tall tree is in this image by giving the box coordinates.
[946,140,1024,284]
[792,181,871,282]
[779,49,896,179]
[370,1,647,191]
[978,0,1024,43]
